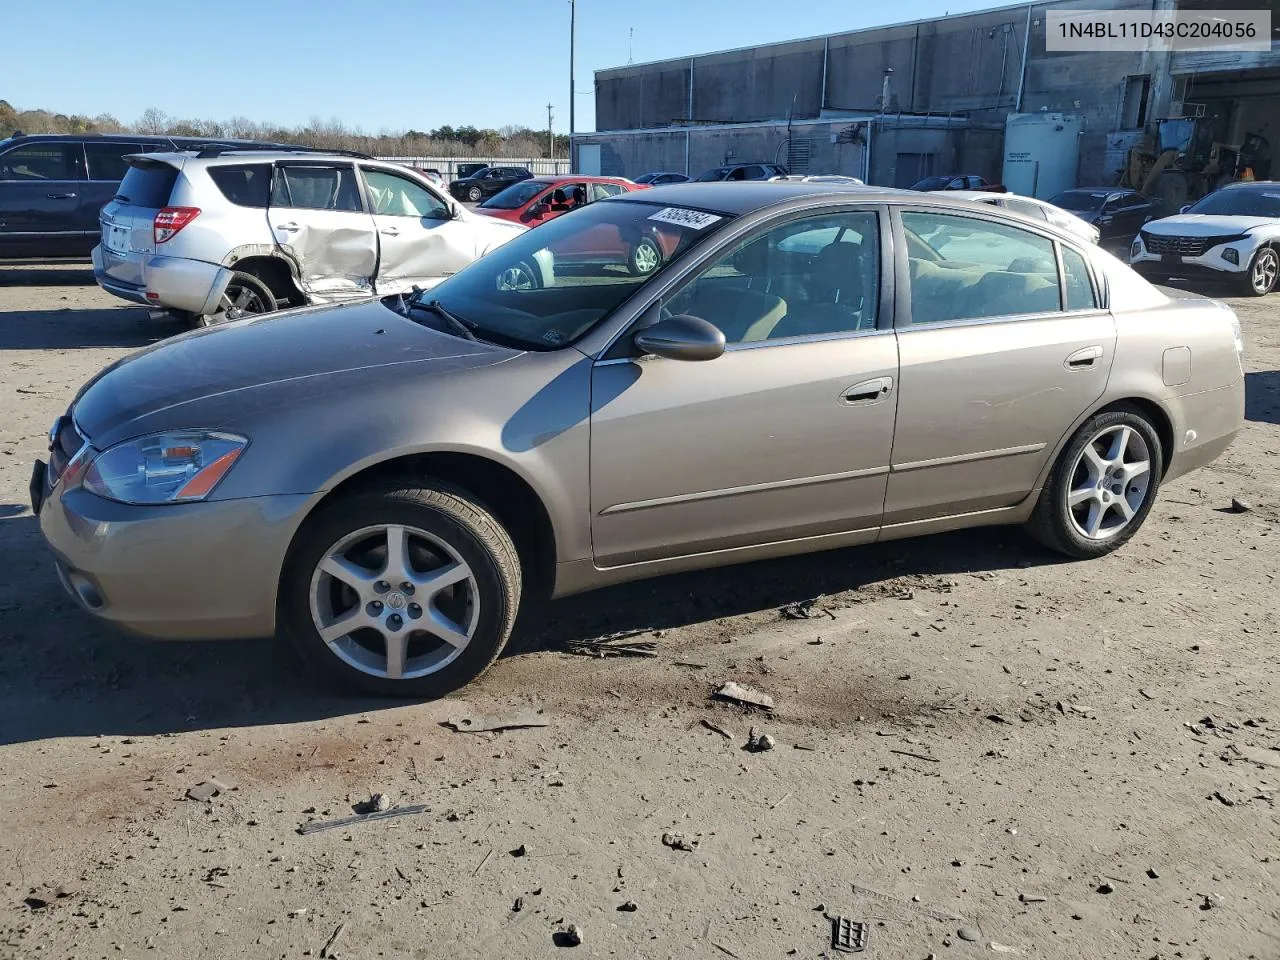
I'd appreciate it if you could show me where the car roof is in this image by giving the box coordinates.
[136,149,379,165]
[934,190,1005,202]
[617,181,918,215]
[526,175,631,185]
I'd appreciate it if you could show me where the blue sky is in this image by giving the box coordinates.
[7,0,994,134]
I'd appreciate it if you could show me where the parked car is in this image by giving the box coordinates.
[1130,181,1280,296]
[473,176,645,226]
[1050,188,1155,243]
[770,174,866,185]
[911,174,1006,193]
[694,163,788,182]
[93,148,527,327]
[454,162,489,181]
[0,132,333,260]
[634,172,690,185]
[938,190,1101,245]
[410,165,446,188]
[448,166,534,203]
[33,183,1244,698]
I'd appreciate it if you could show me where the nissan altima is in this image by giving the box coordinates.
[33,183,1245,697]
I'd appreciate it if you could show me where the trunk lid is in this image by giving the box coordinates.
[97,157,181,284]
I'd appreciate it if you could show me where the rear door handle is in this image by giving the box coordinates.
[276,222,300,232]
[380,226,400,236]
[841,377,893,404]
[47,192,77,200]
[1065,345,1104,369]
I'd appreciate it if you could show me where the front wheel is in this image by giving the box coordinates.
[1241,247,1278,297]
[279,481,521,698]
[1025,407,1163,559]
[628,236,662,276]
[467,185,483,203]
[196,271,277,328]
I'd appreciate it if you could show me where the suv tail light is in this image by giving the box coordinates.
[154,207,200,244]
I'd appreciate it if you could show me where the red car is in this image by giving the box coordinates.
[473,176,646,226]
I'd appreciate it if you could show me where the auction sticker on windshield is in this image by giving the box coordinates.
[648,207,722,230]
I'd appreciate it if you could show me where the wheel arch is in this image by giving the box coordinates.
[226,252,304,306]
[282,450,559,604]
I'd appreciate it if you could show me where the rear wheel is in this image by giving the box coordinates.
[1025,407,1163,559]
[195,271,277,328]
[280,480,521,698]
[467,185,483,203]
[1241,247,1278,297]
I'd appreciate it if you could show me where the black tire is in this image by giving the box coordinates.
[1025,406,1164,559]
[628,236,662,276]
[279,480,522,698]
[496,260,543,291]
[196,271,277,328]
[467,185,483,203]
[1240,247,1278,297]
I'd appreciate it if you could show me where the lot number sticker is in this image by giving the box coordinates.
[648,207,722,230]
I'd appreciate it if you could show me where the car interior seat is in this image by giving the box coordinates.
[680,286,788,342]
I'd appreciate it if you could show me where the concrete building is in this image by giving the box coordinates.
[573,0,1280,194]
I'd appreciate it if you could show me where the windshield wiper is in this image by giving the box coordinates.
[411,298,478,341]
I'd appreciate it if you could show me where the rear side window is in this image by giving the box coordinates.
[0,143,81,181]
[209,164,272,208]
[902,211,1062,324]
[271,164,363,212]
[590,182,624,201]
[1061,246,1098,310]
[85,143,148,181]
[115,161,179,207]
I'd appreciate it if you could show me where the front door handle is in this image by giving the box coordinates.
[841,376,893,404]
[276,222,300,232]
[1065,345,1104,369]
[47,192,77,200]
[380,226,400,236]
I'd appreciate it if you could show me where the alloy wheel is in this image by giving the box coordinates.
[634,240,660,274]
[219,283,269,322]
[308,524,480,680]
[1066,425,1153,541]
[1252,250,1278,294]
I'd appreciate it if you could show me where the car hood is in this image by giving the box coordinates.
[1142,214,1272,236]
[72,300,514,447]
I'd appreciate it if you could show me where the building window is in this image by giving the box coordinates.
[1122,75,1151,129]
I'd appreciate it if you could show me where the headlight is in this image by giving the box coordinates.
[79,431,248,504]
[1223,247,1239,265]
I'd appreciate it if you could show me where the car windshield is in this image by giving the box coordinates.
[911,176,951,191]
[634,173,658,184]
[1185,186,1280,217]
[1051,190,1109,212]
[695,167,731,181]
[479,181,548,209]
[407,200,734,350]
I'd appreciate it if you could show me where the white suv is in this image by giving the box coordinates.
[94,148,528,326]
[1130,181,1280,296]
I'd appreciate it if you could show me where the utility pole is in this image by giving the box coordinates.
[628,26,633,64]
[569,0,576,171]
[547,103,554,160]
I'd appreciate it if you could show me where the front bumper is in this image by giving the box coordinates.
[1130,237,1254,281]
[93,245,232,315]
[39,481,311,640]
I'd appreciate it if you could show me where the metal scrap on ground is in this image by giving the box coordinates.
[440,711,549,733]
[830,916,868,953]
[713,681,775,711]
[297,804,429,835]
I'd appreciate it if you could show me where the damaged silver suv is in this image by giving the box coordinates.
[94,148,527,327]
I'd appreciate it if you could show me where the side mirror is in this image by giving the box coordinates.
[633,315,725,362]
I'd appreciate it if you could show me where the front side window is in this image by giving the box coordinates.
[902,211,1061,325]
[664,211,880,344]
[480,180,548,210]
[0,143,80,181]
[85,143,147,181]
[591,182,624,200]
[362,167,448,218]
[415,200,734,349]
[271,164,363,212]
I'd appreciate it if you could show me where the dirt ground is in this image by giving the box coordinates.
[0,263,1277,960]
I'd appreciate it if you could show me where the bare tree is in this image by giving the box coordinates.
[138,107,170,135]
